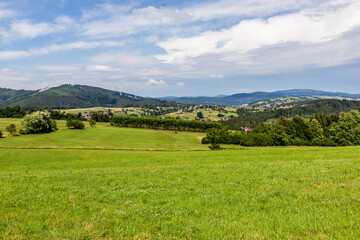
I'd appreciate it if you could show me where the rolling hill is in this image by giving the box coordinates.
[0,84,171,108]
[225,99,360,128]
[160,89,360,106]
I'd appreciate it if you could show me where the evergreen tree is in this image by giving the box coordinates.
[309,118,324,140]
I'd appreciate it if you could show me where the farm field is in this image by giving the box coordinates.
[57,106,237,121]
[0,118,360,239]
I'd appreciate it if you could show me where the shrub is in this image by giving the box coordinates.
[66,118,85,129]
[228,132,243,145]
[205,127,229,150]
[5,124,16,136]
[89,120,96,127]
[0,130,3,138]
[21,111,57,134]
[201,137,210,144]
[19,129,25,135]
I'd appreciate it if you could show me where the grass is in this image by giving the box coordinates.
[0,118,360,239]
[0,118,207,151]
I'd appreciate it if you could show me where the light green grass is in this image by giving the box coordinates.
[0,119,206,151]
[0,119,360,239]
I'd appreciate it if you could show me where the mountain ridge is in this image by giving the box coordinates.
[0,84,170,108]
[159,89,360,106]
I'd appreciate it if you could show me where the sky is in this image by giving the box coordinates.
[0,0,360,97]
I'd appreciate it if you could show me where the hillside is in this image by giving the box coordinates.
[0,88,37,105]
[0,84,171,108]
[161,89,360,106]
[225,99,360,128]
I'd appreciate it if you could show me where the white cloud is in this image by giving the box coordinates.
[209,74,224,79]
[80,5,192,38]
[0,41,123,61]
[89,51,156,67]
[185,0,328,21]
[0,9,15,20]
[77,1,333,39]
[0,68,11,72]
[176,82,185,87]
[1,16,76,42]
[157,0,360,63]
[146,79,165,86]
[91,65,113,71]
[35,65,82,72]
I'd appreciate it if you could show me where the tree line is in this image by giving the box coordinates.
[0,106,26,118]
[226,99,360,129]
[203,111,360,148]
[111,115,222,132]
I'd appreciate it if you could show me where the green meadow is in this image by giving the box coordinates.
[0,118,360,239]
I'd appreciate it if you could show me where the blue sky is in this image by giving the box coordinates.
[0,0,360,97]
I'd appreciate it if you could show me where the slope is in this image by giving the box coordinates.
[0,84,170,108]
[161,89,360,106]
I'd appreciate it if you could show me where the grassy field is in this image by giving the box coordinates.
[0,118,360,239]
[56,106,237,121]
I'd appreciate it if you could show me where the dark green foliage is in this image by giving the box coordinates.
[203,112,360,147]
[267,125,289,146]
[5,124,16,136]
[89,120,96,127]
[287,116,311,142]
[66,118,85,129]
[0,84,175,108]
[242,133,275,146]
[197,111,204,119]
[91,112,110,122]
[49,110,86,121]
[206,127,229,150]
[19,129,25,135]
[201,137,210,144]
[112,116,222,132]
[226,99,360,128]
[329,110,360,146]
[0,88,36,106]
[0,105,26,118]
[21,111,57,134]
[0,130,2,138]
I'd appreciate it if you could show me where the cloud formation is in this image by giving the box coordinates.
[146,79,165,86]
[0,0,359,96]
[0,41,123,60]
[157,0,360,64]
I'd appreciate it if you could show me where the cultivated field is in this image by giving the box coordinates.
[0,118,359,239]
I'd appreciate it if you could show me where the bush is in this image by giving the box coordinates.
[89,120,96,127]
[21,111,57,134]
[0,130,2,138]
[205,127,229,150]
[66,118,85,129]
[228,132,243,145]
[19,129,25,135]
[5,124,16,136]
[201,137,210,144]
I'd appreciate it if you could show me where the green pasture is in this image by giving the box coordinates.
[0,118,206,150]
[0,118,359,239]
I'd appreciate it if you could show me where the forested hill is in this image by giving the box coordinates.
[160,89,360,106]
[225,99,360,128]
[0,84,172,108]
[0,88,37,105]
